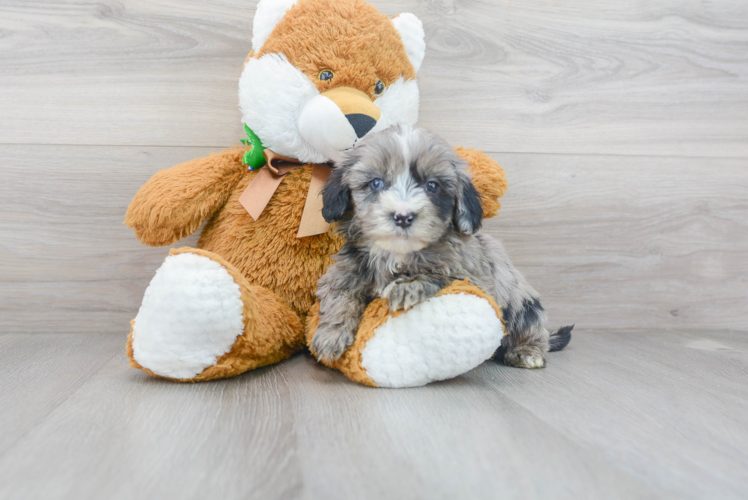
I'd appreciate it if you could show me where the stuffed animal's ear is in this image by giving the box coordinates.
[321,167,351,223]
[392,13,426,73]
[252,0,299,52]
[454,169,483,235]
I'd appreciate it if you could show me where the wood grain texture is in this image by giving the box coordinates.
[282,352,653,500]
[470,328,748,499]
[0,144,204,335]
[0,0,746,156]
[488,152,748,330]
[0,330,746,499]
[0,335,303,500]
[0,333,122,454]
[1,145,746,334]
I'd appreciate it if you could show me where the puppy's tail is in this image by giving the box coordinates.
[549,325,574,352]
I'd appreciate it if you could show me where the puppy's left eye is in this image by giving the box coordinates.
[370,178,385,190]
[425,181,440,193]
[373,80,385,96]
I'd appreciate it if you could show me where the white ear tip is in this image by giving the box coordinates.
[392,13,426,73]
[252,0,300,52]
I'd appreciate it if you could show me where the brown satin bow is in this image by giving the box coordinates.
[238,149,333,238]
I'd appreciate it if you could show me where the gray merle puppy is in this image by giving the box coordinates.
[312,125,572,368]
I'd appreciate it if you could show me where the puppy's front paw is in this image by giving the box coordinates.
[311,325,354,363]
[503,346,546,369]
[382,278,439,312]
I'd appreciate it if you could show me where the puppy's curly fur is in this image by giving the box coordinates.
[312,125,572,367]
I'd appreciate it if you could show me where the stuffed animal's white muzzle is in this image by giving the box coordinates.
[298,87,381,163]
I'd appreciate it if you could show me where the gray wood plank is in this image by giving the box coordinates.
[420,0,748,158]
[0,334,655,500]
[1,145,746,334]
[0,348,304,500]
[486,152,748,330]
[467,329,748,499]
[283,354,655,500]
[1,330,746,499]
[0,333,122,454]
[0,145,203,335]
[0,0,746,157]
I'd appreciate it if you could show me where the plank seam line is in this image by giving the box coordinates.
[0,348,121,462]
[0,143,747,160]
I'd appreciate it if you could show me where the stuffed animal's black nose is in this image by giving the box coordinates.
[346,113,377,138]
[393,212,415,228]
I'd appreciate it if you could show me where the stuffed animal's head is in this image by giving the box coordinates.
[239,0,425,164]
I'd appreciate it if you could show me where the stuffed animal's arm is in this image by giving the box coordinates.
[455,147,508,219]
[125,147,247,246]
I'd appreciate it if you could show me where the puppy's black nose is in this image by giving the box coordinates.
[346,113,377,138]
[393,212,415,228]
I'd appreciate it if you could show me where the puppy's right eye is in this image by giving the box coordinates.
[370,178,384,191]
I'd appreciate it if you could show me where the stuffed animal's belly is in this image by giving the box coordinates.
[197,166,343,317]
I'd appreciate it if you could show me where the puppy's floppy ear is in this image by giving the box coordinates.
[321,167,351,223]
[454,168,483,234]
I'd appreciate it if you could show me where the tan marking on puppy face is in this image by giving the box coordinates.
[256,0,416,99]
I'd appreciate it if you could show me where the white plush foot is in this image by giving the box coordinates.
[131,253,245,380]
[361,294,503,388]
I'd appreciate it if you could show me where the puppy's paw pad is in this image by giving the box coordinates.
[503,347,546,369]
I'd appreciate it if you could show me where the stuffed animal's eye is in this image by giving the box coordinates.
[426,181,440,193]
[319,69,334,82]
[373,80,385,96]
[370,178,385,191]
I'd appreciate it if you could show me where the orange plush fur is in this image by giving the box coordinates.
[258,0,417,98]
[125,0,508,382]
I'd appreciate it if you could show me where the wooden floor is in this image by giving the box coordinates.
[0,329,746,499]
[1,0,748,498]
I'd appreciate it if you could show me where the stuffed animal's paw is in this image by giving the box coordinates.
[127,247,304,382]
[129,251,246,380]
[382,277,440,311]
[311,325,355,363]
[306,281,507,388]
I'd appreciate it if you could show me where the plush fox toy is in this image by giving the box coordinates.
[125,0,508,387]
